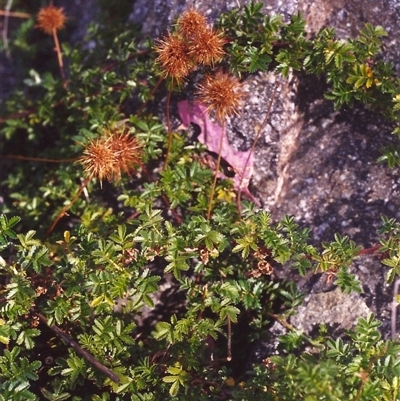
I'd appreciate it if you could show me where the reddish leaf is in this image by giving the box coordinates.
[177,100,254,199]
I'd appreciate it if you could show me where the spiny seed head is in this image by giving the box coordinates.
[178,8,207,37]
[79,128,143,183]
[79,136,114,182]
[196,71,244,121]
[154,32,194,84]
[110,131,143,180]
[37,5,66,35]
[189,27,226,66]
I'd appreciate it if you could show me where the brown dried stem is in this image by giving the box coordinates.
[207,120,225,219]
[1,0,13,58]
[1,154,77,163]
[267,312,324,349]
[163,87,173,170]
[52,28,65,81]
[32,310,120,383]
[0,9,30,18]
[47,177,91,236]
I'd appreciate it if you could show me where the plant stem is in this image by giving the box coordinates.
[267,312,324,349]
[33,310,120,383]
[163,87,173,170]
[207,120,225,219]
[227,316,232,361]
[2,154,77,163]
[47,177,91,236]
[392,279,400,340]
[137,75,164,116]
[52,28,65,82]
[1,0,14,58]
[139,165,182,224]
[0,9,30,18]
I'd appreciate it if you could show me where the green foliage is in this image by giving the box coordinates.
[1,1,400,400]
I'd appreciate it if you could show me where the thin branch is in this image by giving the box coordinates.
[227,316,232,361]
[236,81,280,213]
[267,312,324,349]
[352,344,388,401]
[0,9,30,18]
[139,165,182,224]
[1,0,14,58]
[136,75,164,116]
[52,28,65,82]
[207,120,225,219]
[163,88,173,170]
[33,311,120,383]
[102,49,149,72]
[47,177,91,236]
[1,154,77,163]
[357,244,382,256]
[392,279,400,340]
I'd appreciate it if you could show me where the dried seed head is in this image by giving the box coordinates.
[79,128,143,183]
[37,5,66,35]
[178,8,207,37]
[79,136,115,182]
[189,28,226,66]
[110,130,143,181]
[154,32,194,84]
[196,71,244,121]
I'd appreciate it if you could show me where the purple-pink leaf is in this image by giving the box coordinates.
[177,100,254,199]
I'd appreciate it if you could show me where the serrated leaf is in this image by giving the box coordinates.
[163,375,178,383]
[154,321,172,341]
[220,305,240,323]
[90,295,104,308]
[167,365,182,375]
[169,380,180,397]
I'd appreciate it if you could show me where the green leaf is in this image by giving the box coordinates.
[220,305,240,323]
[154,321,173,342]
[168,380,180,397]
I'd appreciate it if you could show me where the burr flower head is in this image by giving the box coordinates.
[178,8,207,38]
[79,127,143,183]
[154,9,227,84]
[189,28,226,66]
[37,5,66,35]
[196,71,244,121]
[154,32,194,84]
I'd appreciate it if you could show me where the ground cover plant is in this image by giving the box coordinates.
[2,1,400,400]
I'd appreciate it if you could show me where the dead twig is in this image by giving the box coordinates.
[267,312,324,349]
[47,177,91,236]
[0,9,30,18]
[1,0,14,58]
[207,120,225,219]
[1,154,77,163]
[33,310,120,383]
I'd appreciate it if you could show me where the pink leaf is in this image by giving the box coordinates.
[177,100,254,199]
